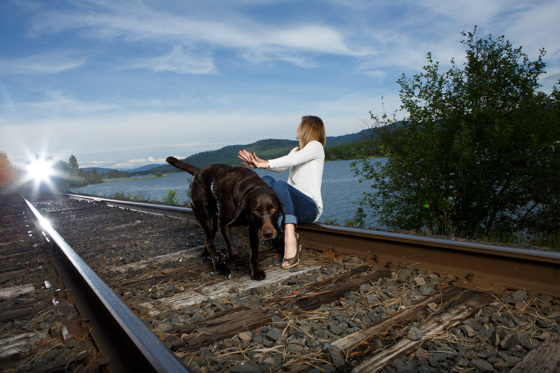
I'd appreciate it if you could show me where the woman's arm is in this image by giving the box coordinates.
[267,141,323,169]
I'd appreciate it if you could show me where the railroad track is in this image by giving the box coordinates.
[0,191,101,372]
[2,191,559,372]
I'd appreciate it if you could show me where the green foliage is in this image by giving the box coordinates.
[155,172,163,177]
[343,207,367,228]
[108,188,189,207]
[112,191,150,202]
[0,151,16,188]
[104,169,131,179]
[322,218,338,225]
[80,168,103,185]
[325,140,382,161]
[162,189,179,205]
[353,27,560,244]
[68,155,79,176]
[48,156,87,189]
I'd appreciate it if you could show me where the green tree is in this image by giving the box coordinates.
[84,168,103,184]
[105,169,131,179]
[353,27,560,241]
[69,155,79,176]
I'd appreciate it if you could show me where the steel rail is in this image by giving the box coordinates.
[66,193,560,297]
[67,193,192,219]
[297,224,560,297]
[22,196,189,372]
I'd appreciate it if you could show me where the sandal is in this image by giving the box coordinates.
[282,234,302,270]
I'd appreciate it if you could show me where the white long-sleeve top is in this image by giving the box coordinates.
[267,141,325,221]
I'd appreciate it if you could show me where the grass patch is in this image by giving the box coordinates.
[102,174,170,183]
[106,189,191,207]
[110,191,155,202]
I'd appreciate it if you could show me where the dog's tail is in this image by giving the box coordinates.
[166,157,199,175]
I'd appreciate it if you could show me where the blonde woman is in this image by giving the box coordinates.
[238,116,326,269]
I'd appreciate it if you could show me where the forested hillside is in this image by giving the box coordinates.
[138,134,381,176]
[187,139,300,167]
[325,140,381,161]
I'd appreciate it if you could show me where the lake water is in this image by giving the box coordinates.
[71,159,387,227]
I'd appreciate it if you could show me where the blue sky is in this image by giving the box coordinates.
[1,0,559,169]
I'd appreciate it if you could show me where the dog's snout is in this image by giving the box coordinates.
[260,226,278,240]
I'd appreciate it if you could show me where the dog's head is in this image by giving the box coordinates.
[228,188,284,240]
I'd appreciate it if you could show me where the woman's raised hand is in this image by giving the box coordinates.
[238,149,254,168]
[238,149,268,169]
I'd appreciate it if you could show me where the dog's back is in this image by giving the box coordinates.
[166,157,268,201]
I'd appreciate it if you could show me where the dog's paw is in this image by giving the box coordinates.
[222,253,239,263]
[213,259,231,275]
[251,269,266,281]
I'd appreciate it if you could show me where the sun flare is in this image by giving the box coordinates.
[26,157,55,184]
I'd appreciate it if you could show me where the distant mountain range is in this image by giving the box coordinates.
[84,128,375,176]
[81,164,165,175]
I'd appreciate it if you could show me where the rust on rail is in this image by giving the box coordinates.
[298,223,560,297]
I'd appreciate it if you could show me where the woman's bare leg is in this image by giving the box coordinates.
[282,223,298,268]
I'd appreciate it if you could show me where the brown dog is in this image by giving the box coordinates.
[166,157,284,280]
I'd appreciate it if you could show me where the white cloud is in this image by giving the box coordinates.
[129,46,217,74]
[111,156,168,169]
[20,91,119,115]
[240,49,318,68]
[0,53,85,74]
[26,0,360,62]
[266,25,352,55]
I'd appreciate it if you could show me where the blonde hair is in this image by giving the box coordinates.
[298,116,326,150]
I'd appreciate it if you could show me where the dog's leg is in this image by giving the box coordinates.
[220,224,239,264]
[248,227,266,281]
[192,199,229,274]
[197,214,220,267]
[206,215,231,275]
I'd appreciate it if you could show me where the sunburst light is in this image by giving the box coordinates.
[24,157,58,192]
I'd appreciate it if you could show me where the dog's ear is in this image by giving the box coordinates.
[227,196,248,226]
